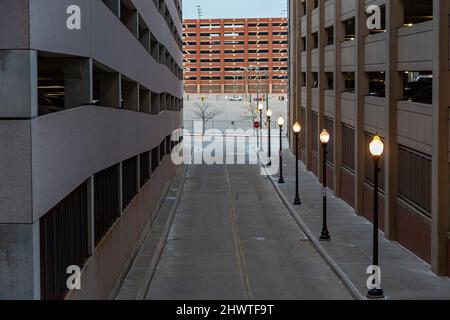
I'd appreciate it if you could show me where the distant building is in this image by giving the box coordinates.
[183,18,288,95]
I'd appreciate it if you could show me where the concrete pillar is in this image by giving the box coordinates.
[63,58,93,108]
[384,1,404,240]
[288,0,298,151]
[0,50,37,118]
[0,222,41,300]
[333,0,345,197]
[305,0,314,170]
[354,1,370,215]
[431,0,450,276]
[318,0,326,182]
[100,71,121,108]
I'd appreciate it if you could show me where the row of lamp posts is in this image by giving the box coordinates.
[261,113,385,299]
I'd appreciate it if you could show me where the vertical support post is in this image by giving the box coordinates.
[354,1,369,215]
[305,0,314,170]
[384,0,404,240]
[333,1,345,196]
[431,0,450,276]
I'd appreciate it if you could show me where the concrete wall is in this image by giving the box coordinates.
[68,156,176,300]
[0,107,180,224]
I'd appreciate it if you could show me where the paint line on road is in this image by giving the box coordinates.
[224,164,254,301]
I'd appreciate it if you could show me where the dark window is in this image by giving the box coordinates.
[122,156,138,211]
[40,181,89,300]
[151,147,159,173]
[166,136,171,155]
[140,152,150,188]
[94,165,120,245]
[398,146,432,215]
[341,125,355,171]
[159,140,166,162]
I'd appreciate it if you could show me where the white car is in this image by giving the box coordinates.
[229,96,243,101]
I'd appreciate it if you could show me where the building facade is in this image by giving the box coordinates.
[288,0,450,276]
[0,0,183,299]
[183,18,288,95]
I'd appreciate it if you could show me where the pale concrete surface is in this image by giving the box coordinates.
[274,145,450,300]
[143,138,352,300]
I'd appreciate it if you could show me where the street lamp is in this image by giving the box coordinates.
[258,103,264,152]
[319,129,331,241]
[367,135,384,299]
[266,109,272,166]
[293,121,302,205]
[278,116,285,184]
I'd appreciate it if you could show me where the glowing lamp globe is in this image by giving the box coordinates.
[320,129,330,144]
[293,122,301,134]
[266,109,272,117]
[278,116,285,127]
[258,103,264,111]
[369,135,384,157]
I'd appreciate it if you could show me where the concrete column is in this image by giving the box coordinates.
[333,0,345,197]
[288,0,299,151]
[0,50,37,118]
[318,0,326,182]
[100,71,121,108]
[305,0,314,170]
[354,1,369,215]
[384,1,404,240]
[431,0,450,276]
[63,58,93,108]
[0,221,41,300]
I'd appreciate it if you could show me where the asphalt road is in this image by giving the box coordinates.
[145,139,352,300]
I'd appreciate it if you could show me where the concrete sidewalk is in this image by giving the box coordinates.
[270,147,450,300]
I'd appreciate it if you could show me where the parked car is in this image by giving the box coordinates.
[229,96,243,101]
[404,78,432,104]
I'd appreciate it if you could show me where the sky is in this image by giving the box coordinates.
[183,0,287,19]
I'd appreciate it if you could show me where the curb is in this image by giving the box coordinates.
[260,154,365,300]
[133,164,188,300]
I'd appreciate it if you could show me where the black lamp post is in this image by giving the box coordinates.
[267,109,272,166]
[367,135,385,299]
[319,129,331,241]
[278,116,285,184]
[258,103,264,152]
[293,121,301,205]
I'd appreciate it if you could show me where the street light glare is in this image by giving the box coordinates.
[370,135,384,157]
[278,116,285,127]
[320,129,330,144]
[258,103,264,111]
[266,109,272,117]
[293,121,301,133]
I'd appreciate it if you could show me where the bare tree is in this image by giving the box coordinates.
[240,103,259,135]
[193,102,222,134]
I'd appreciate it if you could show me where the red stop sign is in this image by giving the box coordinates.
[254,121,260,129]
